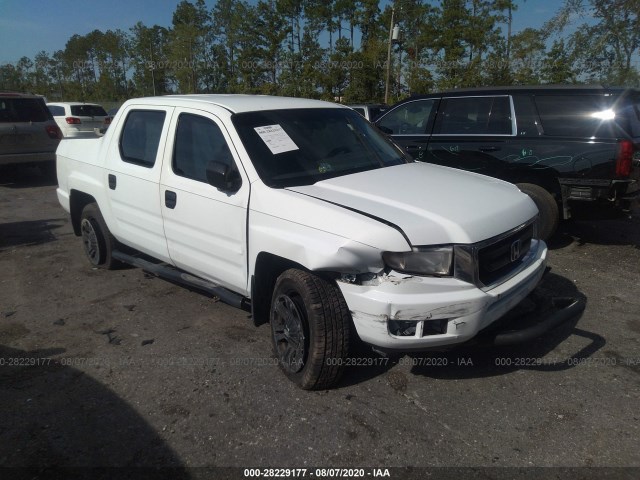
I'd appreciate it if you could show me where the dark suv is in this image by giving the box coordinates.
[0,92,62,174]
[375,86,640,239]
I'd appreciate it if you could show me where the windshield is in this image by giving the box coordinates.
[232,108,409,188]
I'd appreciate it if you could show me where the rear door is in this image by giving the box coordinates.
[103,105,174,261]
[159,108,250,294]
[425,95,515,176]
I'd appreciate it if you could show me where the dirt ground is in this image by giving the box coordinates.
[1,166,639,478]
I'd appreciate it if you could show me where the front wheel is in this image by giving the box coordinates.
[516,183,559,241]
[270,269,351,390]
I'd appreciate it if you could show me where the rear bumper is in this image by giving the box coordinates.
[0,152,56,166]
[56,188,70,213]
[62,129,101,139]
[560,178,638,203]
[339,241,548,351]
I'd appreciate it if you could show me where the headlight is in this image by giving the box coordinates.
[382,247,453,276]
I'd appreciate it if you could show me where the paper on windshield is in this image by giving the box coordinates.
[254,124,299,155]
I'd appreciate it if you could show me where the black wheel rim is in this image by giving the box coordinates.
[81,218,100,265]
[272,294,307,374]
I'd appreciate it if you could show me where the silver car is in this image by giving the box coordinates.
[0,92,62,171]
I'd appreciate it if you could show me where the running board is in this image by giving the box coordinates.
[112,250,249,310]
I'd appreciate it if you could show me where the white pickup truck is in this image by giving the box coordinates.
[56,95,575,389]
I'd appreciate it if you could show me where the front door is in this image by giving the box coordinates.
[376,98,438,160]
[160,108,250,295]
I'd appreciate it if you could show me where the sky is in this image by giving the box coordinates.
[0,0,563,65]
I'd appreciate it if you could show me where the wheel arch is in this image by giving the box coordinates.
[503,168,562,202]
[250,252,341,327]
[70,190,98,236]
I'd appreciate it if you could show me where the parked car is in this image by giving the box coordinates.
[47,102,111,138]
[56,94,579,389]
[0,92,62,173]
[375,86,640,240]
[347,103,388,122]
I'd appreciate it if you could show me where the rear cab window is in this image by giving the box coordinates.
[119,110,167,168]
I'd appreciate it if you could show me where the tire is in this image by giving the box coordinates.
[270,269,350,390]
[80,203,119,269]
[516,183,559,241]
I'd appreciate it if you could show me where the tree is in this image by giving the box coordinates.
[211,0,251,91]
[0,64,21,91]
[548,0,640,85]
[540,39,576,84]
[433,0,470,89]
[254,0,290,94]
[130,22,171,96]
[168,0,210,93]
[509,28,546,84]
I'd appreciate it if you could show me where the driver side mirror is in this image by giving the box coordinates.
[376,123,393,135]
[206,161,242,192]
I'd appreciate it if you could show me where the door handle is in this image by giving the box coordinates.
[165,190,177,209]
[108,174,116,190]
[405,145,422,151]
[479,146,500,152]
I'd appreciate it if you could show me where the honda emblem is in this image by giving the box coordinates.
[510,239,521,262]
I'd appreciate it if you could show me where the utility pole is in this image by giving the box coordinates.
[384,7,395,104]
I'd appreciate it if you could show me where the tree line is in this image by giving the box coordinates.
[1,0,638,105]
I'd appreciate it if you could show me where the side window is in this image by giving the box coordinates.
[377,99,436,135]
[534,95,618,138]
[48,105,65,117]
[120,110,166,167]
[436,96,513,135]
[512,95,541,136]
[173,113,236,183]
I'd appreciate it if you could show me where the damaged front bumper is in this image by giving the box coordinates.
[338,240,550,350]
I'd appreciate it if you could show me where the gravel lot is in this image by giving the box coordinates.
[1,166,639,478]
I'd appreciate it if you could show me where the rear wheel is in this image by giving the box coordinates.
[270,269,350,390]
[80,203,119,269]
[516,183,559,241]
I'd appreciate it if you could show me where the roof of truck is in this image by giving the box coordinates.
[126,94,345,114]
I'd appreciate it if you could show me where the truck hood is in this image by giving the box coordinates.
[287,162,538,245]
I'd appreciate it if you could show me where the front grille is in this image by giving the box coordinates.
[477,223,534,286]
